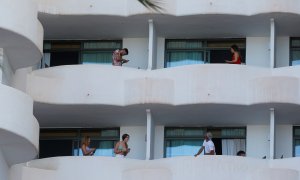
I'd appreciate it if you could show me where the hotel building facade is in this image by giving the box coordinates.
[2,0,300,179]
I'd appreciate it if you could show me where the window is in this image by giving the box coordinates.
[165,40,205,67]
[164,127,246,157]
[290,38,300,66]
[41,40,122,68]
[164,127,205,157]
[293,127,300,157]
[165,39,246,68]
[39,128,119,158]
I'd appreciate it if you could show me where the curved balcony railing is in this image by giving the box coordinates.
[36,0,300,16]
[0,0,43,69]
[10,156,300,180]
[0,84,39,166]
[25,64,300,106]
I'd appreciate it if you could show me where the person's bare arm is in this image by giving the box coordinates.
[194,146,204,157]
[114,142,121,154]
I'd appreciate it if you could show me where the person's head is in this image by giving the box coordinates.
[205,132,213,141]
[230,44,239,53]
[122,134,130,142]
[121,48,129,55]
[82,136,91,146]
[237,150,246,157]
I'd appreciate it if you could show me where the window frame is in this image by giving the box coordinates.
[164,39,246,68]
[164,127,246,158]
[293,126,300,157]
[39,128,120,158]
[42,40,123,67]
[290,37,300,66]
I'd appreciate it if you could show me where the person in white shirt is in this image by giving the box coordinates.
[194,132,215,156]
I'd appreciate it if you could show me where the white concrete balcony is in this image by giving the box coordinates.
[0,84,39,166]
[9,156,300,180]
[36,0,300,16]
[24,64,300,127]
[0,0,43,69]
[26,64,300,106]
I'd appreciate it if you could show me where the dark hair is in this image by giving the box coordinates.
[123,48,129,55]
[231,44,242,61]
[122,134,129,141]
[237,150,246,156]
[231,44,239,52]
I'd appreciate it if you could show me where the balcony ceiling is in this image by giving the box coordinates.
[34,102,300,128]
[39,12,300,39]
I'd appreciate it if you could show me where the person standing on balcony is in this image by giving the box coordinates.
[112,48,129,66]
[194,132,215,156]
[81,136,96,156]
[114,134,130,158]
[225,44,242,64]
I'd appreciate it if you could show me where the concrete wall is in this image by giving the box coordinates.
[26,64,300,105]
[247,125,270,159]
[156,38,165,69]
[36,0,300,16]
[246,37,270,67]
[0,0,43,70]
[0,84,39,165]
[154,126,164,159]
[10,156,300,180]
[12,67,33,92]
[276,125,293,158]
[0,150,8,180]
[123,38,148,70]
[120,126,146,160]
[275,36,290,68]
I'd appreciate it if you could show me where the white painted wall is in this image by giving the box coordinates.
[120,126,146,160]
[275,36,290,68]
[12,67,32,92]
[275,125,293,159]
[36,0,300,17]
[123,38,148,70]
[26,64,300,105]
[247,125,270,159]
[0,49,14,86]
[246,37,270,67]
[0,150,8,180]
[11,156,300,180]
[156,38,165,69]
[154,126,164,159]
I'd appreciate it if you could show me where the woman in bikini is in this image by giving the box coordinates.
[81,136,96,156]
[114,134,130,158]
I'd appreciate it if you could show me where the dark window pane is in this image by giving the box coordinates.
[39,140,73,158]
[50,51,79,66]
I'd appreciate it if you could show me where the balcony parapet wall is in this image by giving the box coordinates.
[36,0,300,16]
[0,84,39,165]
[0,0,43,69]
[9,156,300,180]
[26,64,300,106]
